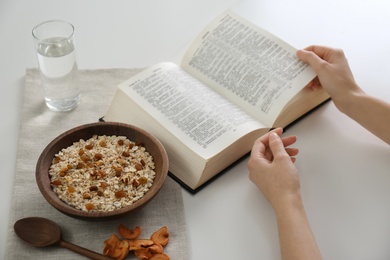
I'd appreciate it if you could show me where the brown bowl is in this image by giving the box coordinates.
[36,122,169,220]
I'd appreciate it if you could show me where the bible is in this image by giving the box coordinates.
[104,10,330,192]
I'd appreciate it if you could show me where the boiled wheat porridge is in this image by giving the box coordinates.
[49,135,156,212]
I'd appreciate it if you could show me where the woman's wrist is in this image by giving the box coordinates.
[331,83,365,115]
[272,192,305,217]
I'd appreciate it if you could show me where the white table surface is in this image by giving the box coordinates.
[1,0,390,259]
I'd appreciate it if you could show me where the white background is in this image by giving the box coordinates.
[1,0,390,259]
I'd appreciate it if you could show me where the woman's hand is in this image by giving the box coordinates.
[247,128,301,212]
[297,45,363,112]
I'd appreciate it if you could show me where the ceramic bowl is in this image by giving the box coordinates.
[36,122,169,220]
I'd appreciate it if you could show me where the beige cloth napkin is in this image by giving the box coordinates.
[5,68,187,259]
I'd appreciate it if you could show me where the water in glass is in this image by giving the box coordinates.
[37,37,81,111]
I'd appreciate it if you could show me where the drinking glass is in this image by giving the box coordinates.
[32,20,81,112]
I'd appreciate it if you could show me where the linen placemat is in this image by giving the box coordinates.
[5,68,187,259]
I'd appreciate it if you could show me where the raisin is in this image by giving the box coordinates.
[83,192,91,199]
[76,162,85,169]
[138,176,148,185]
[59,168,68,177]
[52,180,62,186]
[80,154,91,163]
[94,153,103,160]
[78,149,85,156]
[113,165,122,174]
[52,156,61,164]
[85,203,94,211]
[97,170,106,178]
[115,190,126,198]
[89,185,98,191]
[132,179,140,187]
[85,143,94,150]
[135,163,143,171]
[122,151,130,157]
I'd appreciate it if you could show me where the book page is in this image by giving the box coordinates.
[116,62,265,158]
[181,10,316,127]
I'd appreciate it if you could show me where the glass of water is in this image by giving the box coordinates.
[32,20,81,112]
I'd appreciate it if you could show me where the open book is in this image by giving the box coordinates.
[104,10,330,192]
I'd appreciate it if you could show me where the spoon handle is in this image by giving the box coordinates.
[59,240,113,260]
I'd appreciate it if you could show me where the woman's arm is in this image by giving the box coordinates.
[247,128,322,260]
[297,46,390,144]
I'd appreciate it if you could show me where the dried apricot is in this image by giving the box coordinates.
[104,234,121,253]
[104,234,129,260]
[128,239,154,251]
[134,248,153,260]
[103,225,171,260]
[118,224,141,239]
[148,243,163,254]
[149,253,170,260]
[115,240,130,260]
[151,226,169,247]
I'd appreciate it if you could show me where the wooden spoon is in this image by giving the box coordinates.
[14,217,112,260]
